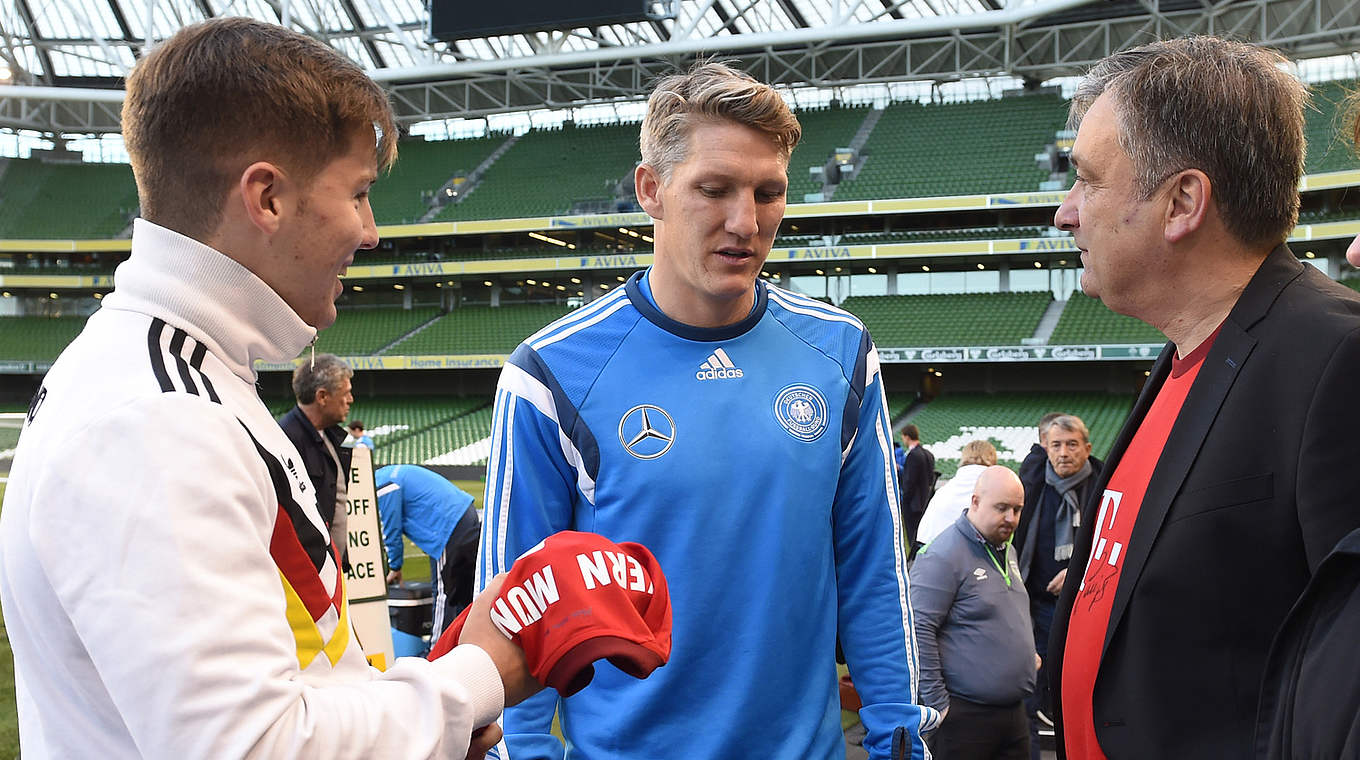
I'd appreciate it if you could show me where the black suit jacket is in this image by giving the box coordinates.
[1048,245,1360,759]
[1258,526,1360,759]
[277,405,352,530]
[901,444,935,519]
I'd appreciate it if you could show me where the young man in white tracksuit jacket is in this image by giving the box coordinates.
[0,18,535,759]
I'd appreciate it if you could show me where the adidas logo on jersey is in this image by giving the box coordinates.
[696,348,744,380]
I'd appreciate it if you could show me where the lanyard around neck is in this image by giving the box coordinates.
[984,542,1012,587]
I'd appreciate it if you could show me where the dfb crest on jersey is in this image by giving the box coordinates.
[773,384,828,442]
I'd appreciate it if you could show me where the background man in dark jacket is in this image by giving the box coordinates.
[279,353,354,566]
[900,424,936,547]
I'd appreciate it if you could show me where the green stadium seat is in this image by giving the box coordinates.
[306,307,440,356]
[433,123,640,221]
[840,291,1052,347]
[0,315,91,361]
[370,136,505,225]
[0,158,139,239]
[833,95,1069,200]
[1048,292,1166,345]
[387,303,573,355]
[786,104,874,200]
[1304,79,1360,175]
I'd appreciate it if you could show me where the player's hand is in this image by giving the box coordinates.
[1046,568,1067,596]
[1035,652,1042,671]
[466,723,503,759]
[460,574,543,707]
[386,569,402,585]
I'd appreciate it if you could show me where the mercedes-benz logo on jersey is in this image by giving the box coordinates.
[618,404,676,460]
[773,384,829,442]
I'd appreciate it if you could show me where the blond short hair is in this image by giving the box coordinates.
[960,440,998,467]
[1069,36,1306,247]
[123,17,397,240]
[639,61,801,182]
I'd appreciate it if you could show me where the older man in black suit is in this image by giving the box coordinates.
[1047,36,1360,759]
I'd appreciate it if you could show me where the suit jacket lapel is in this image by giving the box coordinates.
[1056,343,1168,635]
[1097,323,1255,659]
[1096,244,1302,660]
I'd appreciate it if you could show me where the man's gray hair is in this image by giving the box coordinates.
[1069,36,1307,247]
[1048,414,1090,444]
[291,353,352,405]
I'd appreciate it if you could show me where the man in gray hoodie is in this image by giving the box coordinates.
[912,466,1038,760]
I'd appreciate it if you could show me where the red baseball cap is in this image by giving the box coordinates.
[429,531,672,696]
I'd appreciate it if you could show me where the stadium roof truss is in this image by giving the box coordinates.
[2,0,1360,133]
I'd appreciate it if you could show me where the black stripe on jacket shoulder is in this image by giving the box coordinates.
[168,328,200,397]
[188,341,221,403]
[147,318,175,393]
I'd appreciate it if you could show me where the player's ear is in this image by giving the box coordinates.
[635,163,666,220]
[239,161,287,235]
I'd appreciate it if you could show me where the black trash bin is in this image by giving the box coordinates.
[388,582,433,657]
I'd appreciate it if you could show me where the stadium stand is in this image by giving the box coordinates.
[433,122,640,221]
[908,391,1135,478]
[1048,291,1167,345]
[0,158,138,239]
[785,104,873,201]
[887,392,917,419]
[833,94,1069,201]
[841,291,1052,346]
[0,315,91,361]
[374,403,495,466]
[258,395,491,466]
[1304,79,1360,175]
[386,302,573,355]
[370,136,505,225]
[308,307,440,356]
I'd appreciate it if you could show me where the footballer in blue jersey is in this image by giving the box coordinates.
[477,62,939,760]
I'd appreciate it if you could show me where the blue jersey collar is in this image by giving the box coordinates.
[625,270,766,342]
